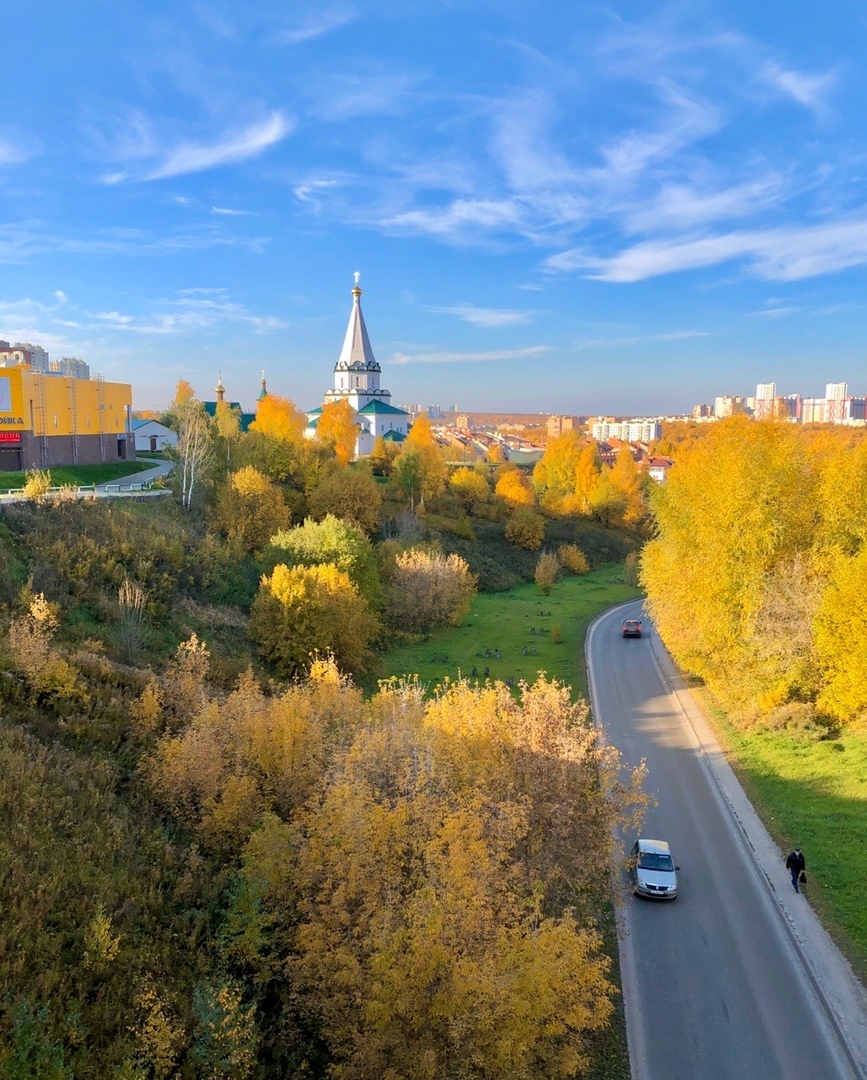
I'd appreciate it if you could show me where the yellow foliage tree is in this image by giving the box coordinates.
[448,466,490,512]
[249,562,377,677]
[316,399,358,464]
[532,430,584,513]
[495,467,535,509]
[814,547,867,723]
[641,417,818,703]
[404,412,447,503]
[387,549,477,633]
[307,463,382,534]
[213,465,291,555]
[248,394,307,444]
[505,506,545,550]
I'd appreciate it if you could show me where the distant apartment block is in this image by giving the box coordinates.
[0,341,50,373]
[50,357,91,379]
[714,395,746,418]
[591,419,662,442]
[754,382,778,420]
[692,403,714,418]
[547,414,577,437]
[400,403,443,420]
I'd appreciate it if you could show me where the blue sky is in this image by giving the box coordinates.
[2,0,866,414]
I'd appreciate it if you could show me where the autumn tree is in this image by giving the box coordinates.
[814,547,867,723]
[168,383,213,511]
[278,676,647,1079]
[387,549,477,633]
[307,463,382,534]
[587,469,629,528]
[212,399,243,473]
[559,544,590,574]
[532,430,584,513]
[609,444,647,526]
[369,434,401,477]
[212,465,291,555]
[572,443,601,515]
[448,466,490,513]
[495,465,535,509]
[505,506,546,550]
[641,417,817,703]
[249,562,377,677]
[403,411,447,504]
[392,444,423,511]
[535,551,560,595]
[248,394,307,445]
[316,399,358,464]
[266,514,382,608]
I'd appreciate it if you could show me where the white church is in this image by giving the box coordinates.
[305,274,410,457]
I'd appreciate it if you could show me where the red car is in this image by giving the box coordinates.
[622,619,643,638]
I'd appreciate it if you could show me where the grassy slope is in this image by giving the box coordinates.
[371,564,641,699]
[374,565,642,1080]
[695,690,867,983]
[0,461,153,489]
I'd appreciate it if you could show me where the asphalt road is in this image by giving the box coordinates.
[588,600,860,1080]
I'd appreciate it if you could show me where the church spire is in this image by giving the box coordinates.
[336,272,379,373]
[258,370,268,401]
[215,370,225,402]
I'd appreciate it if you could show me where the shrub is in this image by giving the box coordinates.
[535,552,560,595]
[23,470,52,501]
[505,507,545,551]
[387,549,478,634]
[559,544,590,574]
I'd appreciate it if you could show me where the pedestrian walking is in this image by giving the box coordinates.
[786,847,806,893]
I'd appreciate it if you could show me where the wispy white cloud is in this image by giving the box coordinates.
[275,8,355,46]
[195,4,235,38]
[575,330,710,349]
[293,177,344,204]
[144,112,293,180]
[101,112,293,183]
[760,62,836,115]
[392,345,550,365]
[623,175,786,233]
[210,206,250,216]
[0,138,33,166]
[53,291,68,304]
[88,296,287,335]
[547,215,867,283]
[430,306,536,328]
[748,306,799,319]
[307,70,421,121]
[381,199,528,242]
[597,81,721,183]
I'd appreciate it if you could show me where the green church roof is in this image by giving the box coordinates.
[357,400,409,415]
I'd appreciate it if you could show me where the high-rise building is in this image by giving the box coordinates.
[547,415,576,437]
[714,395,745,418]
[754,383,778,419]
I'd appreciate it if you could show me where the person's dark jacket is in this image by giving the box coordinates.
[786,850,806,874]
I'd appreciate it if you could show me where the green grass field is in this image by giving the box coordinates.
[0,461,153,490]
[696,693,867,982]
[374,565,642,1080]
[372,565,642,700]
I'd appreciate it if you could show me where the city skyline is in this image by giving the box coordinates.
[3,2,867,413]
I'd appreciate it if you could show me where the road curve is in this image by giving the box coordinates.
[588,600,863,1080]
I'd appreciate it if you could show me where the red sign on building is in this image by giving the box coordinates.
[0,432,22,443]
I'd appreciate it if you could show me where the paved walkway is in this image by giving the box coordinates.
[93,458,174,492]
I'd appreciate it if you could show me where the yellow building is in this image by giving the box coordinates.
[0,365,134,471]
